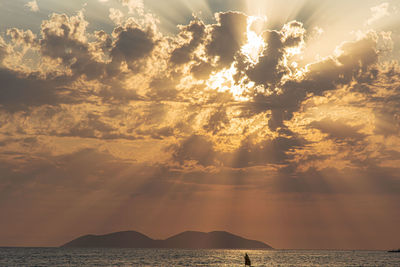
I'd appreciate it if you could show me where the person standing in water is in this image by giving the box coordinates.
[244,253,251,266]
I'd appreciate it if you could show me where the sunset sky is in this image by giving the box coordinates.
[0,0,399,250]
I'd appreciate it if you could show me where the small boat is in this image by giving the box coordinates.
[388,249,400,253]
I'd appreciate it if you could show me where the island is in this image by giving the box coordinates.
[61,230,272,249]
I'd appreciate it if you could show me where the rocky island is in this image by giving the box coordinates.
[61,230,272,249]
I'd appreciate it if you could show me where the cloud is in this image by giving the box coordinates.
[25,0,39,12]
[241,31,380,131]
[39,12,109,80]
[171,135,217,167]
[53,112,131,140]
[120,0,144,15]
[109,8,124,25]
[110,19,157,72]
[374,111,400,136]
[366,2,390,25]
[202,106,229,134]
[0,7,399,186]
[228,135,305,168]
[170,19,206,65]
[234,20,305,88]
[309,118,366,143]
[244,29,287,86]
[206,11,248,68]
[0,37,8,64]
[0,68,82,111]
[0,10,165,111]
[7,28,37,48]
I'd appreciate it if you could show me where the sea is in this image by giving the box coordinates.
[0,248,399,266]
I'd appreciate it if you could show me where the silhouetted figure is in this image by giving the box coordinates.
[244,253,251,266]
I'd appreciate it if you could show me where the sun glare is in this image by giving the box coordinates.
[205,16,267,100]
[241,16,266,64]
[206,64,252,101]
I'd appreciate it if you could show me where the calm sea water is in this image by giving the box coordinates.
[0,248,399,266]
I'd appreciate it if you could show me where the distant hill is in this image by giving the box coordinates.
[61,231,155,248]
[61,230,272,249]
[163,231,270,249]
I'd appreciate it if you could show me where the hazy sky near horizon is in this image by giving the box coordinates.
[0,0,399,250]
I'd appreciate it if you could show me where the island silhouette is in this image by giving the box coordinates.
[61,230,272,249]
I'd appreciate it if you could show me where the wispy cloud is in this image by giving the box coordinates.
[366,2,390,25]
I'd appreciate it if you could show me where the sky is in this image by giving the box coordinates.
[0,0,399,250]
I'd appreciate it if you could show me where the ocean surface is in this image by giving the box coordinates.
[0,248,399,266]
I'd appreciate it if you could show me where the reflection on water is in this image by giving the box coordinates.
[0,248,399,266]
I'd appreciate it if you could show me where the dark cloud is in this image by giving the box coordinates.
[245,30,286,86]
[147,76,179,100]
[229,135,305,168]
[203,106,229,134]
[190,61,213,79]
[310,118,366,143]
[0,68,83,111]
[242,33,380,131]
[40,13,106,80]
[171,131,305,169]
[52,112,131,140]
[301,34,378,95]
[206,11,248,68]
[282,21,305,47]
[109,20,156,72]
[172,135,217,166]
[245,21,305,87]
[170,19,206,65]
[98,82,143,103]
[0,12,164,111]
[240,86,307,131]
